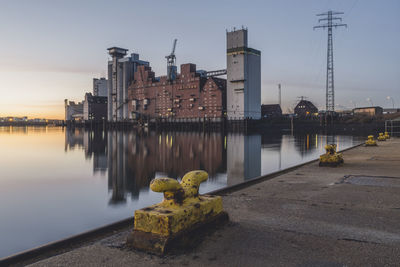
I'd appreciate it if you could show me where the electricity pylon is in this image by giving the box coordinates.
[314,11,347,114]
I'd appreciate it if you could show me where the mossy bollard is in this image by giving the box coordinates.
[319,144,343,167]
[365,135,377,146]
[377,133,386,141]
[384,131,390,139]
[127,170,228,254]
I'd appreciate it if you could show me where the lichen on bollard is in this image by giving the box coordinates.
[127,170,228,254]
[377,133,386,141]
[384,131,390,140]
[365,135,377,146]
[319,144,344,167]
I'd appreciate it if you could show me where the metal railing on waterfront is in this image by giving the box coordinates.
[385,119,400,137]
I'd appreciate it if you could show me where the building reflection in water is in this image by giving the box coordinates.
[293,133,319,157]
[65,128,108,174]
[261,134,283,170]
[63,130,229,205]
[63,129,349,206]
[227,134,261,186]
[293,133,342,157]
[107,131,227,204]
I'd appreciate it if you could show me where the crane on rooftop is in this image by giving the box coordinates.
[166,39,177,81]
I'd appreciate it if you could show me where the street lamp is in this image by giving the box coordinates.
[386,96,395,109]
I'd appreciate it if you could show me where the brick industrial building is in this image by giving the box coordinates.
[64,28,261,124]
[128,63,227,120]
[106,28,260,122]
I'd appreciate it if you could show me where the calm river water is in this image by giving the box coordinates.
[0,126,364,258]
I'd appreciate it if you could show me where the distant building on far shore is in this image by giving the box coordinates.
[83,93,107,121]
[107,48,149,122]
[353,106,383,116]
[226,28,261,119]
[64,99,83,121]
[128,63,226,120]
[294,99,318,117]
[261,104,282,118]
[383,108,400,114]
[65,77,109,122]
[93,78,108,97]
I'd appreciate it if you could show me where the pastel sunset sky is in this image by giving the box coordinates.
[0,0,398,119]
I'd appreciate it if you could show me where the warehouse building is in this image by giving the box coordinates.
[83,93,107,122]
[64,99,83,121]
[294,99,318,117]
[128,63,226,120]
[93,78,108,97]
[353,106,383,116]
[261,104,282,118]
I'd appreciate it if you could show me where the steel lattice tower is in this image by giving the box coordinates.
[314,11,347,113]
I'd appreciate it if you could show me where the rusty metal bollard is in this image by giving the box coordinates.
[384,131,390,139]
[319,144,344,167]
[365,135,377,146]
[377,133,386,141]
[127,170,228,254]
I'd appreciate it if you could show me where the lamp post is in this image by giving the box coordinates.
[386,96,395,109]
[278,84,281,107]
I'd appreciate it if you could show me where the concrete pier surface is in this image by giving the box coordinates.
[29,138,400,266]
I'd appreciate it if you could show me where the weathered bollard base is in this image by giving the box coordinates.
[365,142,377,146]
[319,157,343,167]
[127,211,229,255]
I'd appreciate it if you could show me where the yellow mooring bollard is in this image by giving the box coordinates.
[384,131,390,139]
[377,132,386,141]
[127,170,228,254]
[319,144,344,167]
[365,135,377,146]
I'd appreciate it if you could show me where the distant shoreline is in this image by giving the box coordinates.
[0,119,387,136]
[0,122,63,127]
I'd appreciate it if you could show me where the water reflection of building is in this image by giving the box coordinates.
[108,131,127,204]
[107,131,227,204]
[64,128,108,173]
[293,133,319,157]
[64,129,270,204]
[83,131,107,173]
[261,134,283,170]
[64,128,84,151]
[227,134,261,186]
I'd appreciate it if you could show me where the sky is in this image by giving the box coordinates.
[0,0,399,119]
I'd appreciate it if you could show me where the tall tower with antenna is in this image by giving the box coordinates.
[314,11,347,114]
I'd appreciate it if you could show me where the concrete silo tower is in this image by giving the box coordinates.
[226,28,261,119]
